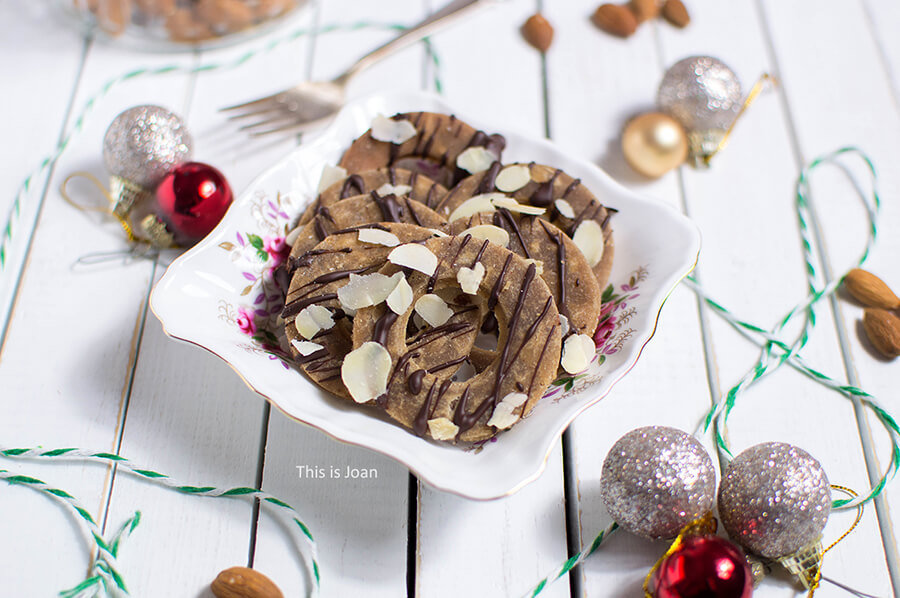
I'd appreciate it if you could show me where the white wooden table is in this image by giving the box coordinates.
[2,1,899,596]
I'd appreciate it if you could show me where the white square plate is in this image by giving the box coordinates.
[150,91,700,500]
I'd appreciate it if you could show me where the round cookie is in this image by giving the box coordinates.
[298,167,449,226]
[339,112,506,189]
[450,210,602,337]
[288,191,449,259]
[435,162,616,291]
[283,223,443,399]
[351,235,562,443]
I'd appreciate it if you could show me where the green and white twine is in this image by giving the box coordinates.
[526,147,894,596]
[1,447,320,597]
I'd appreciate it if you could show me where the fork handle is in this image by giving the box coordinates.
[335,0,496,84]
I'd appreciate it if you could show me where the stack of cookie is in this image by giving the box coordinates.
[281,112,616,444]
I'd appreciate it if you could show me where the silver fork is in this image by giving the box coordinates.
[221,0,495,137]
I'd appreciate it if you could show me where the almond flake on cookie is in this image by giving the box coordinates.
[457,146,498,174]
[341,342,392,403]
[495,165,531,192]
[388,243,438,276]
[294,304,336,339]
[414,294,454,327]
[358,228,401,247]
[491,195,545,216]
[375,183,413,197]
[285,226,302,247]
[561,333,595,374]
[572,220,605,267]
[316,164,348,193]
[337,271,404,311]
[487,392,528,429]
[448,193,504,222]
[460,224,510,248]
[554,198,575,219]
[370,114,417,144]
[387,276,414,314]
[290,339,324,356]
[457,262,486,294]
[559,314,570,337]
[524,258,544,275]
[428,417,459,440]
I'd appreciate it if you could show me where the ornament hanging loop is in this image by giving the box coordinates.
[703,73,777,166]
[59,171,141,243]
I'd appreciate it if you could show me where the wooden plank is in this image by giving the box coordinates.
[657,0,893,595]
[0,38,197,597]
[542,1,714,594]
[249,1,428,595]
[0,3,87,341]
[412,2,570,597]
[759,0,900,591]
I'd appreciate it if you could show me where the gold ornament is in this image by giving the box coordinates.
[621,112,688,178]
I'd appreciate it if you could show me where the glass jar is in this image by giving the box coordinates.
[63,0,309,50]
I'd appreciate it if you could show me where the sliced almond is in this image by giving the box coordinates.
[317,164,348,194]
[376,183,413,197]
[561,333,596,374]
[358,228,401,247]
[388,243,438,276]
[294,304,335,339]
[415,294,454,327]
[460,224,510,248]
[495,165,531,192]
[491,195,546,216]
[524,258,544,275]
[554,198,575,219]
[457,262,486,294]
[448,193,503,222]
[337,271,404,311]
[290,339,324,356]
[559,314,570,337]
[370,114,417,144]
[341,342,392,403]
[572,220,605,267]
[386,276,414,314]
[427,417,460,441]
[285,226,302,247]
[457,146,498,174]
[429,228,450,237]
[487,392,528,429]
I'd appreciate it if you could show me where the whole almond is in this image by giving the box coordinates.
[521,13,554,52]
[844,268,900,310]
[863,309,900,358]
[211,567,284,598]
[629,0,659,23]
[591,4,638,38]
[661,0,690,27]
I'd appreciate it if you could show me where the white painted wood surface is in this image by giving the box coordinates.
[1,1,898,596]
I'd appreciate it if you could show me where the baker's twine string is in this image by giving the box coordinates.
[0,20,442,272]
[527,147,889,597]
[0,447,320,597]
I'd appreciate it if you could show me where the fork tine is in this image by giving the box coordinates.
[248,118,319,138]
[238,113,303,132]
[219,90,286,112]
[225,104,284,122]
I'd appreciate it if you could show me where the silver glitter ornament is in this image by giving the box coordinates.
[657,56,742,165]
[718,442,831,559]
[103,105,192,189]
[599,426,716,540]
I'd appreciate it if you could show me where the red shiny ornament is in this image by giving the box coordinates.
[156,161,232,242]
[651,535,752,598]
